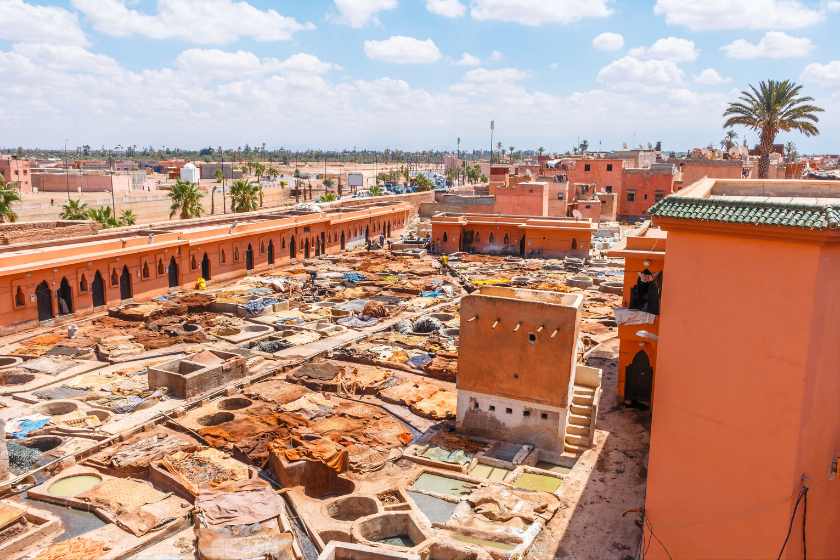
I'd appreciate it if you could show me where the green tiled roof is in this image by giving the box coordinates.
[648,196,840,231]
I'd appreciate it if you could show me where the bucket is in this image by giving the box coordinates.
[68,324,78,339]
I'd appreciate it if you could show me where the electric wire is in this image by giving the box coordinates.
[777,486,809,560]
[643,513,673,560]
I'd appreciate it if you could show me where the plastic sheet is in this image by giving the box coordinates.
[404,354,432,370]
[242,298,279,315]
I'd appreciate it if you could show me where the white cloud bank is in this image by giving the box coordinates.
[364,36,443,64]
[426,0,466,17]
[628,37,699,61]
[653,0,825,30]
[720,31,814,58]
[597,56,684,93]
[330,0,398,28]
[692,69,732,84]
[0,0,89,46]
[592,32,625,51]
[470,0,613,25]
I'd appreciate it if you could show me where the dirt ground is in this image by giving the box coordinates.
[527,338,651,560]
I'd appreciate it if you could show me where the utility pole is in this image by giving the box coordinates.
[490,120,494,165]
[221,147,227,214]
[64,138,70,200]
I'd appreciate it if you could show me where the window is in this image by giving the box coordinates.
[571,238,578,250]
[282,238,286,249]
[523,410,530,417]
[627,191,636,202]
[584,164,591,171]
[474,402,480,409]
[489,233,495,243]
[505,408,513,414]
[489,405,496,411]
[234,247,239,261]
[111,269,118,286]
[528,333,536,342]
[504,233,509,244]
[79,275,88,292]
[158,259,164,275]
[541,413,548,420]
[644,194,648,200]
[585,205,591,209]
[142,263,149,278]
[303,226,310,232]
[475,232,480,242]
[607,164,613,171]
[655,190,665,202]
[558,192,564,200]
[260,242,265,254]
[221,250,226,264]
[15,286,25,306]
[191,255,197,270]
[606,186,613,193]
[443,232,448,242]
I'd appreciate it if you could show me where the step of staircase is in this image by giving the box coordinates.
[566,423,591,436]
[565,433,589,447]
[563,442,589,454]
[573,386,596,396]
[568,413,592,427]
[572,393,594,406]
[570,403,592,416]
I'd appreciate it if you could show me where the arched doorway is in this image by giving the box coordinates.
[340,231,345,250]
[625,350,653,403]
[119,265,132,300]
[245,244,254,270]
[92,271,105,308]
[168,257,179,289]
[268,241,274,265]
[304,238,310,259]
[290,237,296,260]
[35,280,53,322]
[387,222,391,237]
[315,238,320,257]
[57,277,72,315]
[519,235,526,257]
[201,252,211,280]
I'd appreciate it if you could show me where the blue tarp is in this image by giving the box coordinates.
[343,273,367,282]
[242,298,279,315]
[405,355,433,370]
[421,292,443,298]
[11,419,49,439]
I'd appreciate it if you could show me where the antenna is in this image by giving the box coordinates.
[622,142,628,149]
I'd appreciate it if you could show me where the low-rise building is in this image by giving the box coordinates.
[493,182,548,216]
[0,158,32,192]
[566,158,623,195]
[619,164,678,222]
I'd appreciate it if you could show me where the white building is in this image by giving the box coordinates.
[180,162,200,183]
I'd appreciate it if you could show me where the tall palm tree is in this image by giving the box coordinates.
[784,141,797,162]
[0,185,21,223]
[508,146,515,164]
[168,178,204,219]
[228,179,260,213]
[60,199,89,220]
[538,146,545,157]
[723,80,823,178]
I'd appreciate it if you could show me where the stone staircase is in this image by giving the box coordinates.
[563,366,602,455]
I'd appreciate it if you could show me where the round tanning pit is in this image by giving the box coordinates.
[20,436,62,453]
[195,411,235,427]
[430,313,454,322]
[216,397,253,411]
[0,357,23,370]
[443,328,460,337]
[599,281,623,294]
[325,496,379,522]
[0,372,36,386]
[33,401,79,417]
[243,325,271,334]
[182,323,202,334]
[354,512,429,550]
[565,276,593,289]
[47,474,102,497]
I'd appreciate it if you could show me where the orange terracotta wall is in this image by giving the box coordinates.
[493,183,548,216]
[644,230,840,559]
[523,226,590,258]
[682,162,747,186]
[619,171,675,220]
[567,159,623,194]
[32,172,132,193]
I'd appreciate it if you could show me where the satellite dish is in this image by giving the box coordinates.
[715,150,723,159]
[622,142,628,149]
[638,144,644,149]
[572,209,583,219]
[647,142,653,150]
[739,145,749,156]
[728,146,738,156]
[700,147,711,157]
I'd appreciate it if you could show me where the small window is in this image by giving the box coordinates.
[191,255,197,270]
[505,408,513,414]
[303,226,310,232]
[606,186,613,193]
[15,286,25,306]
[79,275,88,292]
[523,410,530,417]
[644,194,648,200]
[558,193,564,200]
[443,232,448,242]
[572,238,578,250]
[142,263,149,278]
[627,192,636,202]
[584,164,591,171]
[541,413,548,420]
[234,247,240,261]
[585,205,591,209]
[474,402,480,409]
[158,259,164,275]
[221,250,226,264]
[489,405,496,411]
[260,242,265,254]
[489,233,495,243]
[475,232,480,242]
[504,233,509,244]
[111,269,118,286]
[528,333,536,342]
[282,238,286,249]
[607,164,613,171]
[655,190,665,202]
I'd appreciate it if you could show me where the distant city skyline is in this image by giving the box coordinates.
[1,0,838,153]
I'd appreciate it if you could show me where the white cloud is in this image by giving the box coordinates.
[470,0,613,25]
[550,62,559,69]
[331,0,397,27]
[175,50,340,80]
[364,36,442,64]
[450,53,482,66]
[827,0,840,11]
[71,0,314,43]
[628,37,699,61]
[692,68,732,84]
[489,50,504,61]
[0,0,88,46]
[11,43,120,74]
[592,32,625,51]
[720,31,814,58]
[426,0,466,17]
[597,56,684,93]
[463,67,529,82]
[801,60,840,88]
[653,0,824,30]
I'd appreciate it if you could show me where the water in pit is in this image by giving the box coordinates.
[535,461,572,474]
[408,491,457,524]
[378,534,414,547]
[470,464,510,482]
[47,475,102,497]
[514,473,562,493]
[451,535,515,551]
[412,473,470,497]
[24,498,106,543]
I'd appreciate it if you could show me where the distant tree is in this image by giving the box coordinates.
[267,167,279,181]
[168,179,204,220]
[784,141,797,161]
[120,209,137,226]
[538,146,545,156]
[229,179,260,213]
[723,80,823,178]
[579,140,589,153]
[321,192,338,202]
[480,174,488,183]
[414,174,433,191]
[368,185,385,196]
[215,168,223,183]
[654,141,662,152]
[60,199,89,220]
[323,177,335,188]
[87,206,120,229]
[508,146,515,164]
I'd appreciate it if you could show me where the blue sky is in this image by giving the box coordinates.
[1,0,839,154]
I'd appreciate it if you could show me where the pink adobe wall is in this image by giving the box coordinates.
[644,230,840,559]
[682,162,746,186]
[619,172,675,219]
[573,200,601,226]
[493,183,548,216]
[32,173,132,193]
[0,160,32,192]
[567,159,622,194]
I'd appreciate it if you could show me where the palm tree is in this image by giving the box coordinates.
[723,80,823,178]
[321,192,338,202]
[401,167,410,182]
[784,141,797,162]
[228,179,259,213]
[0,185,21,223]
[60,199,89,220]
[538,146,545,157]
[120,209,137,225]
[87,207,120,229]
[368,185,385,196]
[168,178,204,219]
[215,168,223,183]
[579,140,589,153]
[508,146,515,164]
[722,130,739,150]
